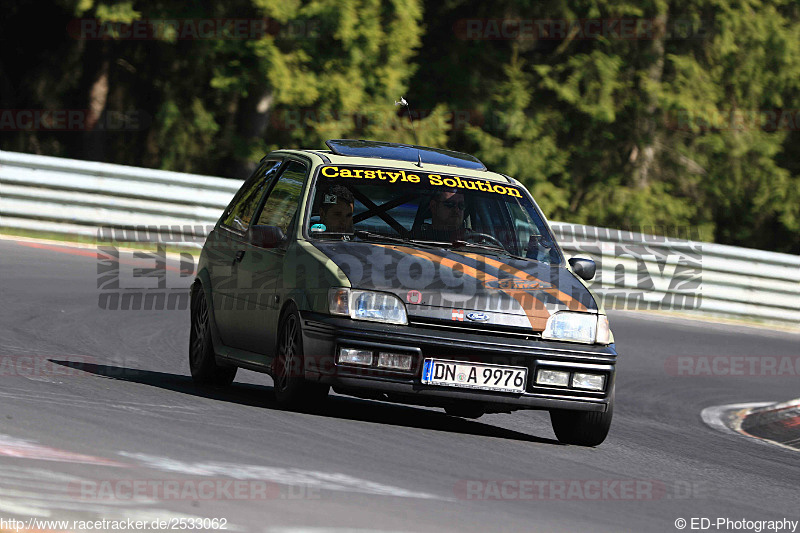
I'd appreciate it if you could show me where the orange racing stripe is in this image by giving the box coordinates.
[387,245,550,331]
[465,254,589,312]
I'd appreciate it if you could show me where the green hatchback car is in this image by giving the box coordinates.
[190,139,617,446]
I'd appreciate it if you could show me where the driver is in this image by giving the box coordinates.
[418,189,468,241]
[430,190,465,233]
[421,189,506,250]
[319,185,354,233]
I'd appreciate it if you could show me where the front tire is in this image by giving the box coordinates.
[549,388,614,446]
[189,285,237,387]
[273,306,329,406]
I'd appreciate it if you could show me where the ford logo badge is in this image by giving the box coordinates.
[466,312,489,322]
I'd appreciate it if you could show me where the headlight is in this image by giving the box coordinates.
[328,288,408,325]
[542,312,610,344]
[596,314,611,344]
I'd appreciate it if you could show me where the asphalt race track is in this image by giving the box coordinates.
[1,238,798,533]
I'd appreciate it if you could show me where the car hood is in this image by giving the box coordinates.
[310,240,598,332]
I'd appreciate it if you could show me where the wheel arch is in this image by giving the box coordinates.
[276,297,302,338]
[190,270,225,356]
[192,266,213,299]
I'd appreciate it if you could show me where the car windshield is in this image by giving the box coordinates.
[306,165,562,264]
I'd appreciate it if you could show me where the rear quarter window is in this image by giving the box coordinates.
[221,160,283,232]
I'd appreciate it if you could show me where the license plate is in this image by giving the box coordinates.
[421,359,528,393]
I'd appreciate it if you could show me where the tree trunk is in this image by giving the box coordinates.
[81,42,110,162]
[631,10,667,188]
[224,89,274,179]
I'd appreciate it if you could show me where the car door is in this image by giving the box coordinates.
[228,159,309,355]
[207,159,283,346]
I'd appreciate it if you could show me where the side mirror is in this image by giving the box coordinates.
[247,225,286,249]
[568,257,596,281]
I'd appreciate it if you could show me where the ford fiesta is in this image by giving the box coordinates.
[190,139,617,446]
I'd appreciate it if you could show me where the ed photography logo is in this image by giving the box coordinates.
[674,517,798,532]
[96,226,200,311]
[553,226,704,312]
[95,225,703,313]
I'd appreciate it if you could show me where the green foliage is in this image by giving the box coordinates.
[420,0,800,252]
[258,0,425,149]
[155,99,220,172]
[1,0,797,252]
[654,0,800,251]
[465,54,570,214]
[93,2,140,23]
[536,51,625,123]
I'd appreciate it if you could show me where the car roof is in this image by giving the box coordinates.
[325,139,487,170]
[268,140,514,184]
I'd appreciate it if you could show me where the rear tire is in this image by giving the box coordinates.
[273,306,329,406]
[190,285,237,387]
[549,388,614,446]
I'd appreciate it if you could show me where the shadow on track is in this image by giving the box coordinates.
[50,359,560,446]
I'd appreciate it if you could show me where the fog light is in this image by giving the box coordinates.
[377,352,413,371]
[338,348,373,366]
[572,372,605,391]
[536,369,570,387]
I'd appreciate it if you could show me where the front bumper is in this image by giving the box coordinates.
[301,312,617,413]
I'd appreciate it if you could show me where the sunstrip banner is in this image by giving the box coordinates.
[319,165,523,198]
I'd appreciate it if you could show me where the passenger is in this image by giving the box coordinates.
[319,184,354,233]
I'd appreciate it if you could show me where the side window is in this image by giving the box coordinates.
[221,160,283,232]
[255,161,307,233]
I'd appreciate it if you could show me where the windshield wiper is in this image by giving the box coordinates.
[451,240,528,261]
[309,230,404,243]
[352,230,408,244]
[315,230,461,250]
[407,238,453,247]
[311,231,352,239]
[354,231,455,249]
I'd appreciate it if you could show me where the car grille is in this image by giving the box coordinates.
[408,316,542,340]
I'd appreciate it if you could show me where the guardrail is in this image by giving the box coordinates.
[550,223,799,325]
[2,150,798,328]
[0,150,237,241]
